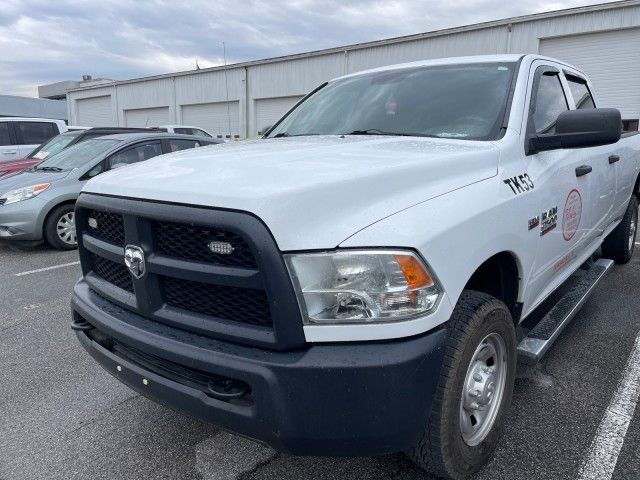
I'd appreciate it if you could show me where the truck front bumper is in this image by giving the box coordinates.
[72,280,447,456]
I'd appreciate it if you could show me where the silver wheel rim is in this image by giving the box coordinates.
[460,332,508,446]
[628,212,637,253]
[56,212,77,246]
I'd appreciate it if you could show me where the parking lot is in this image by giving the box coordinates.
[0,241,638,480]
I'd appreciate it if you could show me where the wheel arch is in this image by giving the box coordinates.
[41,199,77,239]
[634,172,640,200]
[462,251,523,323]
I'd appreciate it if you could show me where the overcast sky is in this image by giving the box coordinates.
[0,0,619,97]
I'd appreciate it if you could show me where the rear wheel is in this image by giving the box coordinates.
[44,204,77,250]
[602,195,638,264]
[407,291,516,479]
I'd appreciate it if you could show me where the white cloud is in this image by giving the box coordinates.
[0,0,620,96]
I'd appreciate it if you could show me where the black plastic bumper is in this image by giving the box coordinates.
[72,280,447,456]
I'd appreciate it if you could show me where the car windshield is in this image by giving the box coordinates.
[28,132,82,160]
[34,138,122,171]
[267,62,516,140]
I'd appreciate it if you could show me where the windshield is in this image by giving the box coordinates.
[34,138,122,171]
[267,62,516,140]
[28,132,82,160]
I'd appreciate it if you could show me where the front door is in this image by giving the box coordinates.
[524,62,595,311]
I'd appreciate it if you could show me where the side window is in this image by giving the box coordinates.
[168,139,200,152]
[192,129,211,138]
[0,123,11,146]
[15,122,58,144]
[84,162,105,179]
[108,141,162,169]
[173,128,192,135]
[566,76,595,110]
[531,73,569,134]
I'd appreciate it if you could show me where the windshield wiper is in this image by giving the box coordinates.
[345,129,440,138]
[272,132,289,138]
[35,166,63,172]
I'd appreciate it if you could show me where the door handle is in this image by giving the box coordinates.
[608,155,620,164]
[575,165,593,177]
[1,150,17,155]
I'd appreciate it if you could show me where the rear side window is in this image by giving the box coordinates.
[532,73,568,134]
[108,141,163,169]
[168,139,200,152]
[192,129,212,138]
[15,122,58,145]
[173,128,192,135]
[566,77,595,110]
[0,123,11,146]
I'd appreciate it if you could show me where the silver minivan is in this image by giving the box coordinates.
[0,132,220,249]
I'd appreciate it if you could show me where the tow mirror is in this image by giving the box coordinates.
[527,108,621,155]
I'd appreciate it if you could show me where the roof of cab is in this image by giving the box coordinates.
[333,54,528,82]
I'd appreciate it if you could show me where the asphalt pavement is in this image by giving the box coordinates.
[0,240,638,480]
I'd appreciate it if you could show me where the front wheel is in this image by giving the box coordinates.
[44,204,78,250]
[407,291,516,479]
[602,195,638,264]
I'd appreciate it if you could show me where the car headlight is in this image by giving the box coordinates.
[285,250,441,325]
[0,183,50,205]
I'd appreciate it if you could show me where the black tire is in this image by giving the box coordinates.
[44,204,78,250]
[407,291,517,479]
[601,195,638,264]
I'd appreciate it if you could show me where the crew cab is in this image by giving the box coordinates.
[71,55,640,479]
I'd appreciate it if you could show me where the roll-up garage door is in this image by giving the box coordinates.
[181,102,240,138]
[539,28,640,121]
[76,96,113,127]
[255,96,303,135]
[124,107,170,127]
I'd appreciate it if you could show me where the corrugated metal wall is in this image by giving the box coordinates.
[67,1,640,137]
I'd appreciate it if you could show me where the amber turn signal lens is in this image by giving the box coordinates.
[394,254,434,289]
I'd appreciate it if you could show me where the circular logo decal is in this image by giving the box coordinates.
[563,189,582,241]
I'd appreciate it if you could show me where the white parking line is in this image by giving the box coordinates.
[14,261,81,277]
[577,334,640,480]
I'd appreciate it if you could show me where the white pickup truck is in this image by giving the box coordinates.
[71,55,640,479]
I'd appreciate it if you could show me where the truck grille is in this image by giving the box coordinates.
[88,210,125,247]
[74,194,305,350]
[161,277,272,326]
[91,254,134,293]
[153,221,257,268]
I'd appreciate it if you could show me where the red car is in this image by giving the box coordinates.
[0,157,40,178]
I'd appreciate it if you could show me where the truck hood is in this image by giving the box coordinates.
[83,136,499,250]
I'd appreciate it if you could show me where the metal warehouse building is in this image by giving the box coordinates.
[66,0,640,138]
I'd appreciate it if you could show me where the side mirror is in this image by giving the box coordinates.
[527,108,621,155]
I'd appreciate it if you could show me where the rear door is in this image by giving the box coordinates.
[0,121,19,162]
[562,70,617,238]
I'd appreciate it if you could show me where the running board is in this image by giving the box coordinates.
[517,258,614,365]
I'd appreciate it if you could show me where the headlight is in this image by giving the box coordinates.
[0,183,50,205]
[285,250,441,325]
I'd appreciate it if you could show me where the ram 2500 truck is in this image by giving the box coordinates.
[71,55,640,479]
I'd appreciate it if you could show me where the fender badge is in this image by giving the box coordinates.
[528,216,540,230]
